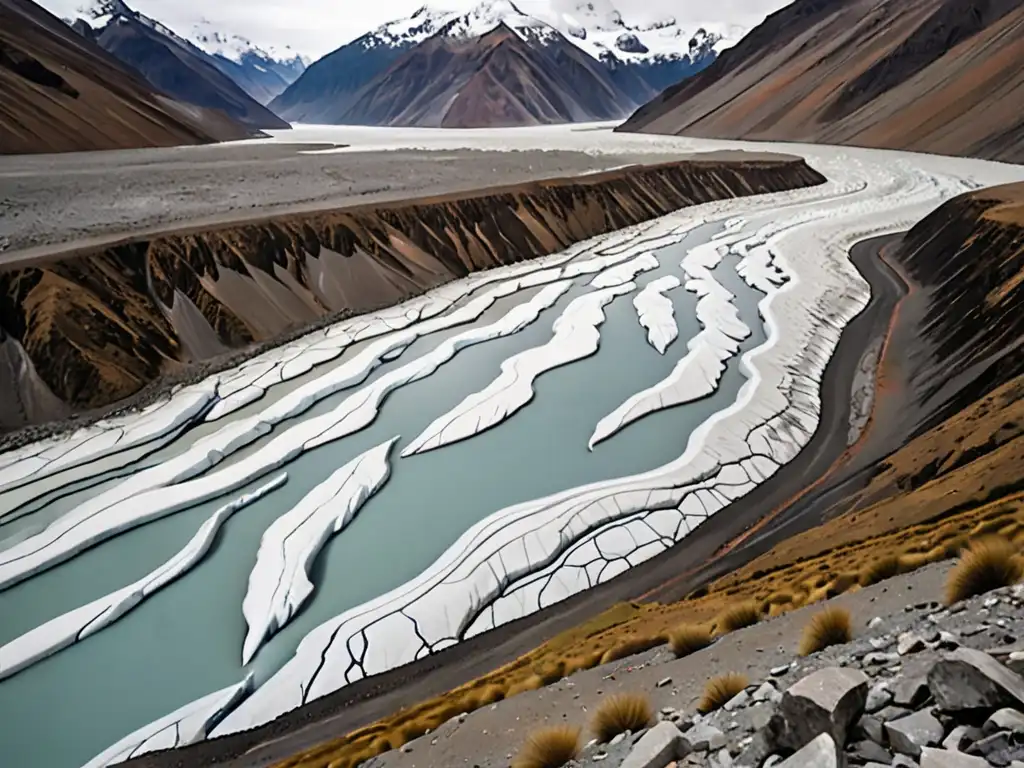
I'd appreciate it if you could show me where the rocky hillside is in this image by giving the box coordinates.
[270,0,723,126]
[74,0,289,130]
[0,0,253,155]
[618,0,1024,164]
[0,157,823,430]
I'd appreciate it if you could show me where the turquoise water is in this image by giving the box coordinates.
[0,229,769,768]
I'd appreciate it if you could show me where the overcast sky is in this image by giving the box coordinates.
[39,0,790,60]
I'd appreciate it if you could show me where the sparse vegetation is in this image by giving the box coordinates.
[666,623,713,657]
[945,536,1023,605]
[599,634,665,664]
[858,555,903,586]
[591,693,653,742]
[513,725,581,768]
[714,601,762,635]
[698,673,749,713]
[798,606,853,656]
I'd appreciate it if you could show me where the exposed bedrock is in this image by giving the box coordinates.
[0,158,824,431]
[893,182,1024,433]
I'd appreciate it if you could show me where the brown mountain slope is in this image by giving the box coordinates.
[0,0,252,155]
[618,0,1024,163]
[341,24,636,128]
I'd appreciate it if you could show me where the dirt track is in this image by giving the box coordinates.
[0,142,673,257]
[122,234,907,768]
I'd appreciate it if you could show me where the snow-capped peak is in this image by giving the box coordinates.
[441,0,550,39]
[359,5,459,49]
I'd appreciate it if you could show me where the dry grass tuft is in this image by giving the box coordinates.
[945,536,1023,605]
[591,693,654,742]
[508,674,545,697]
[858,555,903,586]
[713,601,762,636]
[798,606,853,656]
[698,673,749,713]
[666,623,713,658]
[513,725,581,768]
[599,634,665,664]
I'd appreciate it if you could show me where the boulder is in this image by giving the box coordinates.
[942,724,983,751]
[680,723,727,754]
[885,710,945,757]
[893,677,931,708]
[769,667,869,752]
[985,708,1024,736]
[899,633,927,655]
[919,747,990,767]
[866,683,894,713]
[929,648,1024,712]
[620,721,685,768]
[849,739,893,763]
[774,733,838,768]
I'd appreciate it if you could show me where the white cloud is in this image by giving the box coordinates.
[37,0,790,60]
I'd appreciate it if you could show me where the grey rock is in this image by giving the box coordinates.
[938,632,960,650]
[681,723,727,754]
[919,747,991,767]
[725,690,750,712]
[885,710,945,757]
[770,667,868,752]
[855,714,886,745]
[899,633,927,656]
[753,682,782,704]
[892,757,920,768]
[928,648,1024,712]
[771,664,793,677]
[775,733,838,768]
[965,731,1021,766]
[610,732,628,747]
[986,709,1024,735]
[734,731,773,768]
[893,677,931,708]
[709,747,734,768]
[619,721,684,768]
[866,652,901,665]
[877,705,914,722]
[849,739,894,763]
[942,724,984,752]
[1009,652,1024,677]
[870,617,885,630]
[656,677,672,688]
[867,683,895,713]
[763,756,782,768]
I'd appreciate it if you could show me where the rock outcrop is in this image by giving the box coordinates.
[617,0,1024,164]
[0,157,823,430]
[0,0,253,155]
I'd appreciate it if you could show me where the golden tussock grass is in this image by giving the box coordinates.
[513,725,581,768]
[945,536,1024,605]
[858,555,903,586]
[591,693,653,742]
[698,673,749,714]
[666,623,712,658]
[713,600,762,635]
[798,606,853,656]
[599,634,665,664]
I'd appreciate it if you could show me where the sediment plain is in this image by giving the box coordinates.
[1,126,1023,768]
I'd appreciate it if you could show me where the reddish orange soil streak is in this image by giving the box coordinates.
[634,243,917,602]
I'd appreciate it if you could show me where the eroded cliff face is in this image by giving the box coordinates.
[895,182,1024,429]
[0,158,824,430]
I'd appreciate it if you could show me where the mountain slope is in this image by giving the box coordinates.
[209,50,305,104]
[82,0,289,130]
[271,1,723,125]
[342,21,635,128]
[268,6,453,123]
[0,0,251,155]
[618,0,1024,163]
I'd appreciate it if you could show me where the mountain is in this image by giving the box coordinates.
[75,0,289,130]
[343,21,635,128]
[190,26,307,104]
[0,0,253,155]
[271,0,725,125]
[618,0,1024,164]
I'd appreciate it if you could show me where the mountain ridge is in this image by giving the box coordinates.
[0,0,254,154]
[618,0,1024,164]
[271,0,723,126]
